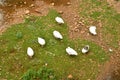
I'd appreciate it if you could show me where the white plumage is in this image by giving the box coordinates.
[53,30,63,39]
[55,16,64,24]
[38,37,46,46]
[27,47,34,58]
[89,26,97,35]
[66,47,78,56]
[82,45,89,54]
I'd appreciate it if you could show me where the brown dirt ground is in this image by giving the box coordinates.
[107,0,120,13]
[0,0,120,80]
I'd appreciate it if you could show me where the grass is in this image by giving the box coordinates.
[0,9,109,80]
[22,67,57,80]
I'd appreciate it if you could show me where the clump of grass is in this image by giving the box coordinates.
[22,67,57,80]
[16,31,23,39]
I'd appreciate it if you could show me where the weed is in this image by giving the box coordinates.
[21,67,57,80]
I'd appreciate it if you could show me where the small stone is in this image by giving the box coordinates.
[58,11,63,14]
[30,4,34,7]
[51,3,55,6]
[67,74,73,79]
[67,2,71,5]
[118,42,120,46]
[25,10,30,14]
[20,5,23,7]
[24,1,26,4]
[53,54,55,56]
[19,1,23,4]
[45,63,48,66]
[13,5,17,7]
[49,75,54,79]
[7,4,12,7]
[82,20,85,22]
[81,30,85,34]
[116,54,119,57]
[87,33,90,36]
[75,22,77,25]
[78,21,82,24]
[89,59,93,63]
[77,24,80,27]
[74,29,79,32]
[35,9,42,14]
[74,15,79,18]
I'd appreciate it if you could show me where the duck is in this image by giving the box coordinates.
[82,45,89,54]
[27,47,34,58]
[53,30,63,39]
[66,47,78,56]
[38,37,46,46]
[55,16,64,24]
[89,26,97,35]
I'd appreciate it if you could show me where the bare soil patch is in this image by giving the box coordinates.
[107,0,120,13]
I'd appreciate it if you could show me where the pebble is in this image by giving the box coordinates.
[53,54,55,56]
[118,41,120,46]
[25,10,30,14]
[19,1,23,4]
[75,22,77,25]
[74,15,79,18]
[74,29,79,32]
[7,4,12,7]
[67,2,71,5]
[116,54,119,57]
[81,30,85,34]
[30,4,35,7]
[78,21,84,26]
[49,75,54,79]
[51,3,55,6]
[45,63,48,66]
[58,11,63,14]
[35,9,42,14]
[67,74,73,79]
[24,1,26,5]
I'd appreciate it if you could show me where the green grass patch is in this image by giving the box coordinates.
[0,10,108,80]
[21,67,57,80]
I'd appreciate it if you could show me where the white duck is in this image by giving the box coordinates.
[55,16,64,24]
[27,47,34,58]
[38,37,46,46]
[82,45,89,54]
[66,47,78,56]
[53,30,63,39]
[89,26,97,35]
